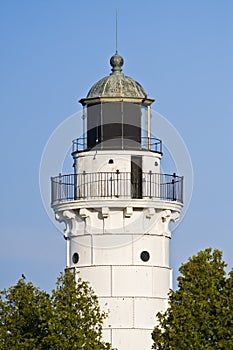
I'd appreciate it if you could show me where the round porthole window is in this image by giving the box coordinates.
[72,252,79,264]
[140,251,150,262]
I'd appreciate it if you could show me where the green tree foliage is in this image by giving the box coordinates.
[0,278,51,349]
[152,248,233,349]
[45,270,112,350]
[0,271,113,350]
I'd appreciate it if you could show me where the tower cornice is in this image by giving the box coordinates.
[52,198,183,213]
[79,96,155,106]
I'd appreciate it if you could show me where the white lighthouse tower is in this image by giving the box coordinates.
[51,52,183,350]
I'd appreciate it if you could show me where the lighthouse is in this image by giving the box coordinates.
[51,52,183,350]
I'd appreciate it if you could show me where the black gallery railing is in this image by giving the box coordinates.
[51,172,183,205]
[72,136,162,153]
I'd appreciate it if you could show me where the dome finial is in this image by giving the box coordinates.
[110,53,124,74]
[109,5,124,74]
[115,7,118,54]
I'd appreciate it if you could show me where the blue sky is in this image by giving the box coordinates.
[1,0,233,291]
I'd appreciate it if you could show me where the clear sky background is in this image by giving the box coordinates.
[1,0,233,292]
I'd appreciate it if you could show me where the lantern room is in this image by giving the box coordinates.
[77,53,159,152]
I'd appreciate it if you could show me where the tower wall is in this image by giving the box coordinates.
[74,150,161,174]
[55,197,181,350]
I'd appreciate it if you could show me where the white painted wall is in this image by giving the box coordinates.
[53,149,182,350]
[74,150,161,174]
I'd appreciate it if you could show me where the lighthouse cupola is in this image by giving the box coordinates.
[78,53,157,153]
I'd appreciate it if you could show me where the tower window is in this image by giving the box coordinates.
[108,159,114,164]
[140,251,150,262]
[72,252,79,264]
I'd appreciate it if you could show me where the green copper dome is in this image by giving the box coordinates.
[86,53,147,99]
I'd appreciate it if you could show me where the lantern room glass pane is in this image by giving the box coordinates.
[141,104,148,149]
[102,102,122,149]
[123,102,141,149]
[87,104,101,149]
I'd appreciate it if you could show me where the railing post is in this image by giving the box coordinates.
[59,173,62,201]
[109,174,112,198]
[172,173,176,201]
[74,173,77,200]
[181,176,184,203]
[116,169,119,198]
[149,171,152,198]
[83,171,86,198]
